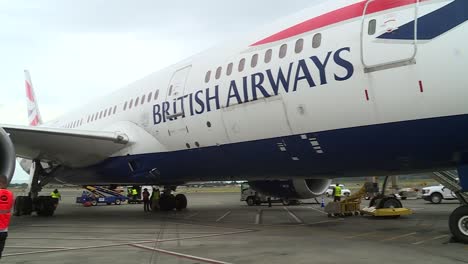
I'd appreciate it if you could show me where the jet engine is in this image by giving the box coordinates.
[0,128,15,183]
[248,179,332,199]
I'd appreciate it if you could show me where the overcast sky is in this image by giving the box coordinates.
[0,0,323,182]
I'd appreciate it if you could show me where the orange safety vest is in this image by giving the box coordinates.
[0,189,14,231]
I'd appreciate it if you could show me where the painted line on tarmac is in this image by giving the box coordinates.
[131,244,232,264]
[5,246,73,250]
[411,234,450,245]
[216,211,231,222]
[306,219,344,225]
[306,206,328,215]
[345,231,377,239]
[283,206,303,224]
[184,212,200,219]
[255,209,262,225]
[3,230,256,258]
[381,232,417,242]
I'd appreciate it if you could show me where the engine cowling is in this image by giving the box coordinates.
[0,128,15,183]
[248,179,332,199]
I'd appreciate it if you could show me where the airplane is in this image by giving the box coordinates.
[1,0,468,242]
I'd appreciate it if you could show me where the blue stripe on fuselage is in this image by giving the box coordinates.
[54,114,468,185]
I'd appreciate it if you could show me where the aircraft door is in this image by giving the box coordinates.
[157,65,192,150]
[361,0,419,73]
[166,65,191,102]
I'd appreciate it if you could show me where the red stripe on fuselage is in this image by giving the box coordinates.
[251,0,424,46]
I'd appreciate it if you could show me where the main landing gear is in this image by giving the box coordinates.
[441,167,468,244]
[14,160,58,217]
[158,186,187,211]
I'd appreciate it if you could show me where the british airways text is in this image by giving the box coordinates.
[153,47,354,125]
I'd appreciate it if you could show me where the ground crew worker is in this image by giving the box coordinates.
[0,175,14,259]
[333,184,342,202]
[142,188,151,212]
[50,189,61,207]
[151,188,160,211]
[131,188,139,201]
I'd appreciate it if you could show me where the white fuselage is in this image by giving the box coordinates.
[36,0,468,184]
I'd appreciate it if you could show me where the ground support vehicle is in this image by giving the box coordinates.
[76,186,128,206]
[422,184,457,204]
[240,182,297,206]
[325,180,412,218]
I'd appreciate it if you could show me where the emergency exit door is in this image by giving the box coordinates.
[361,0,419,73]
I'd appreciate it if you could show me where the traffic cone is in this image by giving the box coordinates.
[321,196,325,208]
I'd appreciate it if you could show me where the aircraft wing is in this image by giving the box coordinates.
[1,124,129,168]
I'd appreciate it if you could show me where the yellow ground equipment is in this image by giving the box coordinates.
[325,181,412,218]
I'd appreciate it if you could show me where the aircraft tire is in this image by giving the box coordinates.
[21,196,33,215]
[449,205,468,243]
[159,194,176,211]
[378,197,403,209]
[246,197,255,206]
[13,196,24,216]
[34,197,55,217]
[175,194,187,211]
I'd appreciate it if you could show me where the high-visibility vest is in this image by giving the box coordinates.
[0,189,14,231]
[152,191,160,201]
[131,189,138,195]
[334,186,342,197]
[51,191,61,199]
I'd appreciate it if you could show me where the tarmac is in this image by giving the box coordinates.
[4,190,468,264]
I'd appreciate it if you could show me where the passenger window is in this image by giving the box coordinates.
[295,39,304,53]
[216,67,222,80]
[251,54,258,68]
[368,19,376,35]
[104,109,108,117]
[129,99,134,109]
[99,111,103,119]
[238,58,246,72]
[264,49,272,63]
[168,85,173,96]
[279,44,288,59]
[123,102,128,111]
[205,71,211,83]
[154,90,159,100]
[80,119,83,126]
[87,116,90,123]
[108,107,112,115]
[226,63,233,76]
[312,33,322,48]
[113,106,117,115]
[135,97,140,107]
[141,94,146,105]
